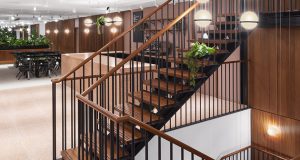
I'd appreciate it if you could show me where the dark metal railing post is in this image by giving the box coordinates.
[52,82,56,160]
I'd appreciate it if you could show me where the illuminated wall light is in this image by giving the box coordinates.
[197,0,210,3]
[11,16,15,20]
[64,28,70,34]
[84,18,93,27]
[54,29,59,34]
[240,11,259,30]
[110,27,118,34]
[8,28,12,32]
[46,29,51,34]
[113,16,123,26]
[84,28,90,34]
[26,28,30,32]
[19,28,24,32]
[33,6,37,11]
[105,17,112,27]
[267,124,281,137]
[194,10,212,28]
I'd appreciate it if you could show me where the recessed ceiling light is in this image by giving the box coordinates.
[33,6,37,11]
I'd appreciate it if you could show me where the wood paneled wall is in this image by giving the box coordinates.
[248,27,300,158]
[45,12,125,53]
[45,19,75,53]
[79,12,124,53]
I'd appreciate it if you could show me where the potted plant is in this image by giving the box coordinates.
[184,42,216,87]
[96,16,106,35]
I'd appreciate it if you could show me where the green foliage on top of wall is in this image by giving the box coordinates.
[0,28,50,50]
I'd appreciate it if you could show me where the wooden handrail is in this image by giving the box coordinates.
[51,0,172,84]
[81,0,200,96]
[219,146,251,159]
[220,145,290,160]
[76,94,214,160]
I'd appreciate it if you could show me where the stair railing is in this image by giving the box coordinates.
[51,0,174,159]
[219,145,291,160]
[76,94,214,160]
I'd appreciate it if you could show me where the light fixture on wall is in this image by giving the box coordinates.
[105,16,123,27]
[267,124,281,137]
[240,11,259,30]
[64,28,70,34]
[105,17,112,27]
[26,28,30,32]
[112,16,123,26]
[46,29,51,34]
[197,0,210,3]
[194,10,212,28]
[19,28,23,32]
[84,18,93,27]
[84,28,90,34]
[54,29,59,34]
[8,28,12,32]
[110,27,118,34]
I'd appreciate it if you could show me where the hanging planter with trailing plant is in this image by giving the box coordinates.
[184,42,216,87]
[96,16,106,35]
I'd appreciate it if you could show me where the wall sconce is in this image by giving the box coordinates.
[19,28,24,32]
[110,27,118,34]
[26,28,30,32]
[194,10,212,28]
[197,0,210,3]
[54,29,59,34]
[240,11,259,30]
[84,18,93,27]
[105,17,112,27]
[267,124,281,137]
[64,29,70,34]
[84,28,90,34]
[105,16,123,27]
[46,29,51,34]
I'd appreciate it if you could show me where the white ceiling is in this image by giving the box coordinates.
[0,0,165,27]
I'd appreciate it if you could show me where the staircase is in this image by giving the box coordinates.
[52,0,245,159]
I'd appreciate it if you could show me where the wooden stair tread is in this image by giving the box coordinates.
[176,48,229,54]
[129,91,175,108]
[143,79,191,94]
[83,134,128,159]
[107,122,143,144]
[198,30,240,34]
[189,39,237,44]
[61,148,88,160]
[114,104,161,124]
[164,57,218,66]
[158,68,206,80]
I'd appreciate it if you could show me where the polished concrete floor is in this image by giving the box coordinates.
[0,64,61,160]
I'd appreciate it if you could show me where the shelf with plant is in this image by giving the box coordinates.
[184,42,217,87]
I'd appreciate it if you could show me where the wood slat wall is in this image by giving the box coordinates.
[45,19,76,53]
[248,27,300,158]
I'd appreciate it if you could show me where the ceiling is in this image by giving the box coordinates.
[0,0,165,27]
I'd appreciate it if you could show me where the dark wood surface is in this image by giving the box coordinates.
[249,28,300,158]
[0,48,50,64]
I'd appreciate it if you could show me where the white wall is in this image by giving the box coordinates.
[39,22,45,35]
[135,109,251,160]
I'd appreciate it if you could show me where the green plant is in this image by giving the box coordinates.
[96,16,106,27]
[184,42,216,87]
[0,28,50,49]
[96,16,106,34]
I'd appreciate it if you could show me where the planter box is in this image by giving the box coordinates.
[0,47,50,64]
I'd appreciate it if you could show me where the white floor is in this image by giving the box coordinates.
[0,64,61,160]
[0,64,57,91]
